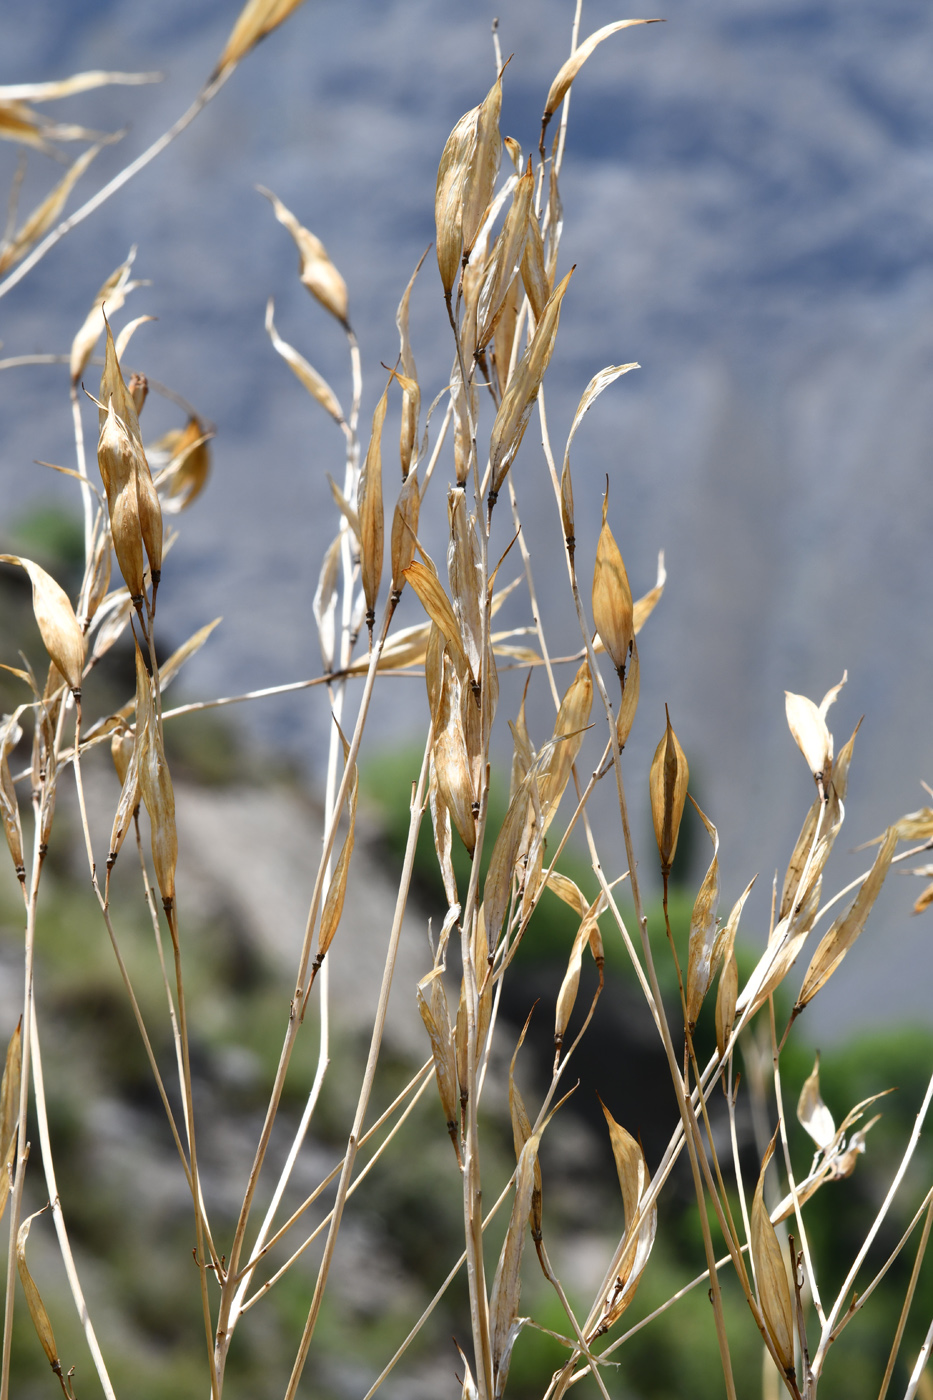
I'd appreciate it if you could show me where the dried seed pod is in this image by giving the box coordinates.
[0,555,85,692]
[127,372,148,414]
[107,732,139,878]
[539,660,592,833]
[489,1128,541,1396]
[417,968,460,1155]
[432,652,476,856]
[396,252,426,478]
[685,799,721,1032]
[447,488,483,679]
[265,299,344,423]
[134,641,176,906]
[216,0,309,73]
[97,401,145,605]
[617,640,640,749]
[358,383,388,635]
[751,1133,796,1380]
[16,1211,61,1371]
[541,21,659,139]
[592,488,634,677]
[796,826,897,1011]
[476,162,534,352]
[110,725,135,786]
[520,214,550,322]
[797,1054,835,1150]
[390,468,420,597]
[259,187,349,327]
[492,270,522,399]
[714,878,755,1057]
[404,561,471,681]
[596,1099,657,1331]
[100,320,162,591]
[429,761,458,908]
[785,674,846,796]
[488,268,573,509]
[317,758,358,965]
[649,707,689,877]
[554,918,592,1052]
[508,1022,543,1243]
[0,1019,21,1219]
[483,772,533,951]
[83,527,112,626]
[165,417,213,512]
[435,71,503,299]
[0,717,24,884]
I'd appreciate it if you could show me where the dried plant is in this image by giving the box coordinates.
[1,4,932,1399]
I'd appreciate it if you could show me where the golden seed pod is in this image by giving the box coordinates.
[592,490,634,676]
[476,162,535,352]
[488,267,573,507]
[432,652,476,857]
[259,187,349,327]
[797,1054,836,1151]
[0,555,85,692]
[520,214,550,322]
[541,21,659,137]
[684,799,721,1032]
[358,384,388,634]
[417,969,460,1157]
[134,641,177,906]
[435,71,503,299]
[508,1027,543,1240]
[216,0,309,76]
[649,706,689,877]
[489,1126,541,1397]
[98,402,145,605]
[539,660,592,833]
[750,1134,796,1379]
[16,1211,61,1371]
[110,726,135,786]
[167,417,213,512]
[595,1098,657,1331]
[713,877,754,1058]
[617,640,640,749]
[390,468,420,597]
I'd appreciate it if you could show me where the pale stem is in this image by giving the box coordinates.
[877,1195,933,1400]
[28,1003,117,1400]
[903,1312,933,1400]
[282,734,432,1400]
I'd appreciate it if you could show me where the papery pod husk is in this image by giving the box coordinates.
[750,1133,796,1380]
[429,759,458,909]
[101,324,163,587]
[476,162,534,353]
[0,555,86,692]
[99,316,142,440]
[685,799,721,1032]
[358,383,388,630]
[488,268,573,505]
[259,186,349,326]
[396,251,427,477]
[425,621,445,722]
[70,252,138,385]
[447,487,483,679]
[0,713,25,882]
[796,826,897,1011]
[265,299,344,423]
[785,690,832,789]
[914,881,933,916]
[544,870,589,919]
[128,372,148,415]
[509,1018,543,1241]
[542,21,658,133]
[390,468,420,596]
[554,918,593,1052]
[215,0,309,75]
[456,1343,479,1400]
[166,416,212,511]
[782,720,860,921]
[539,660,592,834]
[592,491,634,676]
[405,561,472,681]
[110,726,134,786]
[617,640,640,749]
[313,535,341,673]
[713,877,755,1057]
[417,968,460,1150]
[519,840,545,930]
[649,707,689,876]
[460,672,483,828]
[434,70,502,298]
[508,682,534,803]
[489,1130,541,1396]
[595,1099,657,1333]
[0,141,102,276]
[134,642,176,906]
[492,270,522,399]
[797,1053,835,1150]
[16,1211,61,1370]
[432,652,476,856]
[484,771,534,951]
[97,402,145,604]
[462,72,503,258]
[317,761,358,963]
[520,213,550,323]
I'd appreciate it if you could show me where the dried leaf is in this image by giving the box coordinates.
[396,251,427,477]
[447,487,483,679]
[750,1133,795,1378]
[16,1210,60,1369]
[404,561,471,679]
[685,799,721,1031]
[488,268,573,504]
[796,827,897,1010]
[798,1054,835,1150]
[216,0,309,74]
[259,187,349,326]
[542,21,660,129]
[164,417,213,512]
[632,552,667,633]
[649,707,689,876]
[265,299,344,422]
[592,488,634,675]
[0,555,85,691]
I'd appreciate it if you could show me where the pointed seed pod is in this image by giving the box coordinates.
[751,1134,796,1379]
[0,556,85,692]
[358,383,388,635]
[649,706,689,876]
[592,488,634,676]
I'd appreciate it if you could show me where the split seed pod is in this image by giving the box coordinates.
[100,320,162,591]
[649,707,689,877]
[97,400,145,604]
[435,71,503,299]
[750,1133,796,1380]
[685,799,721,1032]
